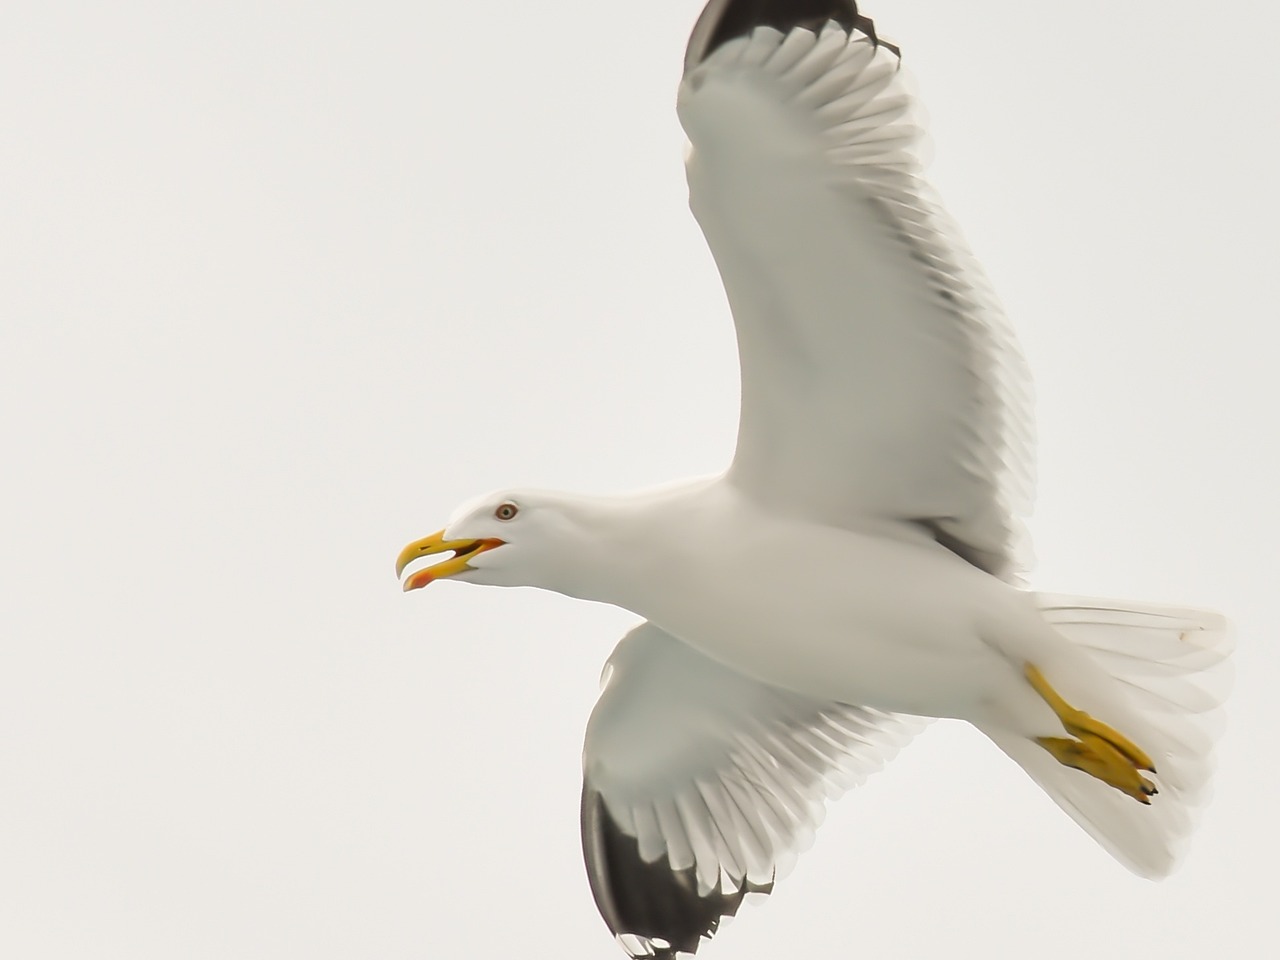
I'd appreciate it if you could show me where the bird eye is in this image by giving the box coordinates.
[494,502,519,521]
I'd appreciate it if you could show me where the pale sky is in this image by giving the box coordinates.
[3,1,1278,957]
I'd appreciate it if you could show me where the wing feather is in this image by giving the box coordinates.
[679,13,1035,581]
[582,623,924,959]
[764,22,820,73]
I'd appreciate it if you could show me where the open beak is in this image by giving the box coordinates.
[396,530,504,591]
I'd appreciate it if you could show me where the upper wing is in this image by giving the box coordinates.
[582,622,925,959]
[679,1,1035,581]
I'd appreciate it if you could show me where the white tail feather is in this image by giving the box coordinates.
[980,595,1232,878]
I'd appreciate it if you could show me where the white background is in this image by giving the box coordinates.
[3,1,1277,956]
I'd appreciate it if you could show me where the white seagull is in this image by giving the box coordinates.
[396,2,1232,957]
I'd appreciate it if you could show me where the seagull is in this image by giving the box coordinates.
[396,2,1232,957]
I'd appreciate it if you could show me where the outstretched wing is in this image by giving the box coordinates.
[582,623,924,959]
[680,0,1035,581]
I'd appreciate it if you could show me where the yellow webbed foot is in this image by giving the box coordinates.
[1024,662,1158,803]
[1035,736,1158,804]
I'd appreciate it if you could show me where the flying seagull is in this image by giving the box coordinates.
[396,2,1232,957]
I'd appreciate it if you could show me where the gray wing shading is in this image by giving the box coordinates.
[582,623,925,959]
[680,0,1036,582]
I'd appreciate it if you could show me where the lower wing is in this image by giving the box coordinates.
[581,622,926,958]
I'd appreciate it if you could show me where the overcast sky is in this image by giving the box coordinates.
[4,1,1278,957]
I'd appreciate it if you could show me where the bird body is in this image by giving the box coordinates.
[396,3,1232,957]
[545,478,1031,720]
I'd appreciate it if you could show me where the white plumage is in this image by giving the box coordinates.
[396,4,1231,958]
[681,21,1034,582]
[584,623,926,897]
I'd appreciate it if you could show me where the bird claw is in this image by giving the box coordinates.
[1036,736,1158,804]
[1024,662,1159,803]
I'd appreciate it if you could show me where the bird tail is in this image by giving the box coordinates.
[978,594,1232,878]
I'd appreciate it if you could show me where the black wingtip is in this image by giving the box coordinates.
[581,786,771,959]
[684,0,899,72]
[853,12,901,59]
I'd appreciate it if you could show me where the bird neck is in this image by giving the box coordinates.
[543,478,715,609]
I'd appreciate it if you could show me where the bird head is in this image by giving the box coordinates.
[396,489,583,591]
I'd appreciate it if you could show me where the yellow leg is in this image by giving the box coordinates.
[1024,663,1158,804]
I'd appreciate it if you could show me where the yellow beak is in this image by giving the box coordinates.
[396,530,504,591]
